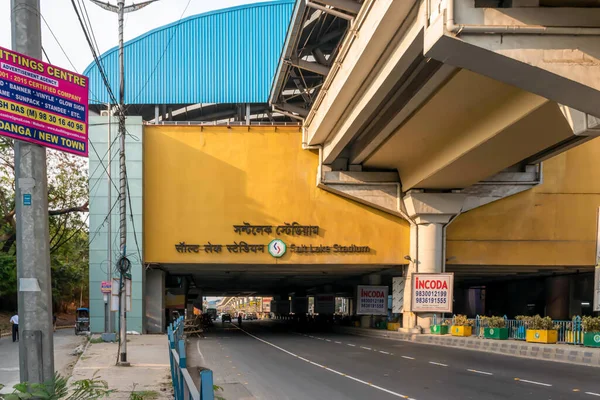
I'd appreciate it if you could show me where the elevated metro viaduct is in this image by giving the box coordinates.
[87,0,600,333]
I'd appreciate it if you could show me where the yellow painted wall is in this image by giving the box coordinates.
[447,138,600,266]
[144,126,409,264]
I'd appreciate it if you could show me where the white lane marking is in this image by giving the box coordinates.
[401,356,415,360]
[234,326,414,399]
[325,339,332,342]
[379,351,390,355]
[316,337,324,340]
[0,368,19,371]
[334,341,342,344]
[196,340,206,364]
[467,369,493,376]
[515,378,552,387]
[585,392,600,397]
[347,344,356,347]
[360,346,372,350]
[309,335,315,338]
[429,362,448,367]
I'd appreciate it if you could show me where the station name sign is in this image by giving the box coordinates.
[175,221,371,257]
[234,222,318,236]
[175,241,370,255]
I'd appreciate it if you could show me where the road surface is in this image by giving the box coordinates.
[0,328,85,394]
[190,320,600,400]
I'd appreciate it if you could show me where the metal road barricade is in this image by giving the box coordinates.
[434,314,584,344]
[168,316,215,400]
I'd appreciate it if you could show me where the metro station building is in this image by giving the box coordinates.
[87,0,600,333]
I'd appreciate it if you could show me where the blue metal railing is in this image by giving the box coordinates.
[432,314,584,345]
[168,316,215,400]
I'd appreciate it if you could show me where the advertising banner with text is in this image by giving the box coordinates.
[0,46,88,156]
[356,285,388,315]
[411,273,454,313]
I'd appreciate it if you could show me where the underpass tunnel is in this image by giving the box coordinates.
[144,264,404,333]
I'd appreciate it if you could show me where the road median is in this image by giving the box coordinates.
[333,325,600,368]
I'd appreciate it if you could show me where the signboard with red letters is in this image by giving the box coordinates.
[356,285,388,315]
[411,273,454,313]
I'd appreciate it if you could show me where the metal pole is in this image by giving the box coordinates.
[89,0,158,367]
[11,0,54,383]
[106,104,113,334]
[116,0,129,365]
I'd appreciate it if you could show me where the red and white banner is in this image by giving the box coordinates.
[411,273,453,313]
[357,285,388,315]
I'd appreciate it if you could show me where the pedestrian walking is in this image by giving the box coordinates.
[10,313,18,342]
[53,314,57,331]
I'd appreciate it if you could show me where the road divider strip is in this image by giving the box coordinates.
[234,326,416,399]
[585,392,600,397]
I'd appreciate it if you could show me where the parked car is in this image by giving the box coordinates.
[222,313,232,323]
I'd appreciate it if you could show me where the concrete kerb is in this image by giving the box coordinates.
[333,326,600,368]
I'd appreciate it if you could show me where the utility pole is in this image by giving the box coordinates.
[105,104,113,334]
[11,0,54,383]
[89,0,158,366]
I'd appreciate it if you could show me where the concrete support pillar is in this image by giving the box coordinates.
[545,276,570,320]
[417,222,444,274]
[401,191,465,332]
[145,269,165,333]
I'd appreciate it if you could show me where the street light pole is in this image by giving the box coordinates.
[11,0,54,383]
[89,0,158,365]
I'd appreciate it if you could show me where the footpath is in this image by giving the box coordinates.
[334,325,600,368]
[70,334,173,399]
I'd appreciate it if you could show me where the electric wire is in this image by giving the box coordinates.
[125,0,193,114]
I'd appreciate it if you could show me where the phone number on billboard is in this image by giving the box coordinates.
[415,297,447,304]
[415,291,447,297]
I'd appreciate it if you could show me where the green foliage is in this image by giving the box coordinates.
[128,384,158,400]
[582,316,600,332]
[214,384,225,400]
[452,315,473,327]
[518,315,557,330]
[482,316,506,328]
[1,372,112,399]
[0,254,16,299]
[0,138,89,311]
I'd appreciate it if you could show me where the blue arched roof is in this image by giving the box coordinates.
[84,1,294,105]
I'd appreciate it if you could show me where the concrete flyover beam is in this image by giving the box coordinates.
[305,0,420,145]
[319,169,403,218]
[424,1,600,118]
[363,69,577,190]
[321,16,427,164]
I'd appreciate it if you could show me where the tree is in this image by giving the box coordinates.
[0,138,89,309]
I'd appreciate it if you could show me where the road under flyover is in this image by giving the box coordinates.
[188,320,600,400]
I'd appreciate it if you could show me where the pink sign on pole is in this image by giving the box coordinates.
[0,46,89,157]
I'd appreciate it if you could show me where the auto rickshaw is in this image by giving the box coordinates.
[74,307,90,335]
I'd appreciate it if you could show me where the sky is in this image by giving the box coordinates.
[0,0,265,74]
